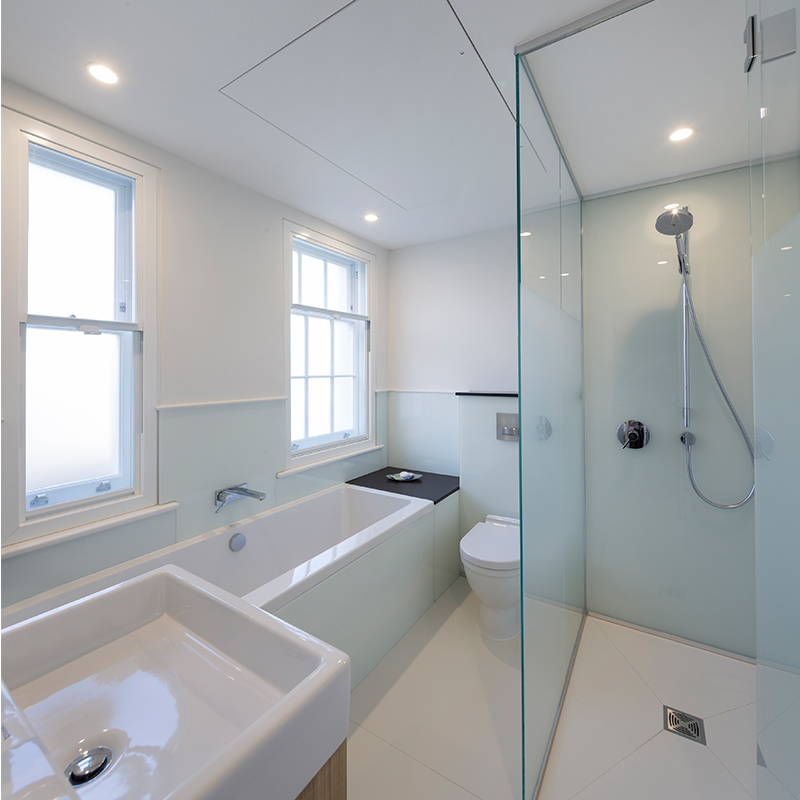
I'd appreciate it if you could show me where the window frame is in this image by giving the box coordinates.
[1,110,159,545]
[283,221,376,471]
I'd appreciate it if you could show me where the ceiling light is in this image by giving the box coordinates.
[669,128,693,141]
[781,246,792,250]
[658,261,668,265]
[520,231,531,237]
[561,273,569,277]
[87,63,118,84]
[664,203,680,210]
[364,214,378,222]
[784,294,792,297]
[539,276,545,280]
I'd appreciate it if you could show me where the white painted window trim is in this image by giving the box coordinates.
[1,109,159,546]
[283,219,377,471]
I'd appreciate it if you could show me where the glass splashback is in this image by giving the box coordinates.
[517,54,586,800]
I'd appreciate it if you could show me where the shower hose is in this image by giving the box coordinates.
[682,271,755,509]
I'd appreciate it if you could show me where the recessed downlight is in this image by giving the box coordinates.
[670,128,693,141]
[520,231,531,237]
[364,214,378,222]
[561,273,570,277]
[539,276,545,280]
[781,246,792,251]
[658,261,668,265]
[664,203,680,210]
[87,63,118,84]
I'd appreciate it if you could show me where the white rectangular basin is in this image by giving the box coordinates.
[1,565,350,800]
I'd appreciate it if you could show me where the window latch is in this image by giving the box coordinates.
[96,481,112,493]
[29,493,49,508]
[78,325,101,335]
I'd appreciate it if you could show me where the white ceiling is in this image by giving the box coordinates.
[1,0,749,249]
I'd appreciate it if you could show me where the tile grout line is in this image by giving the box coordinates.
[704,733,757,800]
[348,719,485,800]
[584,617,667,708]
[559,729,665,800]
[704,699,756,721]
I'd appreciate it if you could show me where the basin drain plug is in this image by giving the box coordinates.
[65,746,113,785]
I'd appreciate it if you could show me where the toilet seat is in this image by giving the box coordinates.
[460,522,520,570]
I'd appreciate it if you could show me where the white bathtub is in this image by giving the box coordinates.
[3,484,440,687]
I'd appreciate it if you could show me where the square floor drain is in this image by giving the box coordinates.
[663,706,706,745]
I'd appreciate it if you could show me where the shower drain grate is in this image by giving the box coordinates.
[663,706,706,745]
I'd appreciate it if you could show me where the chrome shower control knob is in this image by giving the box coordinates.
[617,421,650,450]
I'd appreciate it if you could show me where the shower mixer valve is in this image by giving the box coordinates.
[617,420,650,450]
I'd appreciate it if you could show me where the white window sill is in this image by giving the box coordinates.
[277,444,384,479]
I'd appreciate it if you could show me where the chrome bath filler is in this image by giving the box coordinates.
[655,208,755,509]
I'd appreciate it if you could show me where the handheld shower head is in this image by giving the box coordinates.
[655,208,694,236]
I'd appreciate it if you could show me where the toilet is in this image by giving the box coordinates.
[459,515,521,640]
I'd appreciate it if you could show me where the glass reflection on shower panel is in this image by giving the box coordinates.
[518,54,586,800]
[750,0,800,796]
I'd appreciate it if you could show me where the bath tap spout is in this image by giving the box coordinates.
[215,484,267,513]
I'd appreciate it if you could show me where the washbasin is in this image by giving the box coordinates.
[1,565,350,800]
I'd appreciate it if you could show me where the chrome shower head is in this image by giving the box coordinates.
[655,208,694,236]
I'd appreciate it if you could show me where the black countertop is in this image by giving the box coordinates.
[347,467,459,505]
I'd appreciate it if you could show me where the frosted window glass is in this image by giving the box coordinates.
[301,255,325,307]
[327,262,349,312]
[308,378,331,437]
[290,313,306,376]
[308,317,331,376]
[27,154,133,321]
[291,378,306,441]
[334,378,354,431]
[333,319,354,374]
[26,327,131,493]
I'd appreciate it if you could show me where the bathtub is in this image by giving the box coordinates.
[2,484,436,685]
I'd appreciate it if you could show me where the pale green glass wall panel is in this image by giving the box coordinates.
[1,508,177,607]
[458,395,519,535]
[583,168,756,657]
[433,491,461,599]
[274,512,435,689]
[158,401,283,540]
[387,391,460,476]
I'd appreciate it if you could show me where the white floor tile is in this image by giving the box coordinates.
[350,578,522,800]
[571,731,754,800]
[537,692,657,800]
[705,703,757,798]
[594,617,756,718]
[758,763,800,800]
[523,613,583,784]
[759,696,800,799]
[566,618,663,744]
[347,722,481,800]
[758,664,800,733]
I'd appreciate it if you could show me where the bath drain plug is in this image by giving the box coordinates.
[663,706,706,745]
[65,746,113,785]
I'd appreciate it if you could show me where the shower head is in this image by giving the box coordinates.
[655,208,694,236]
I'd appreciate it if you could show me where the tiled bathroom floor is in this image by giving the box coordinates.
[348,577,522,800]
[537,616,756,800]
[346,580,757,800]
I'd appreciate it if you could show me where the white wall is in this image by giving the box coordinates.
[388,226,518,393]
[1,81,389,605]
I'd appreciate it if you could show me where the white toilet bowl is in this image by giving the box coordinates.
[459,516,520,640]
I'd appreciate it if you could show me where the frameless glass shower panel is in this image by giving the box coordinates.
[748,0,800,796]
[517,54,585,800]
[525,0,757,659]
